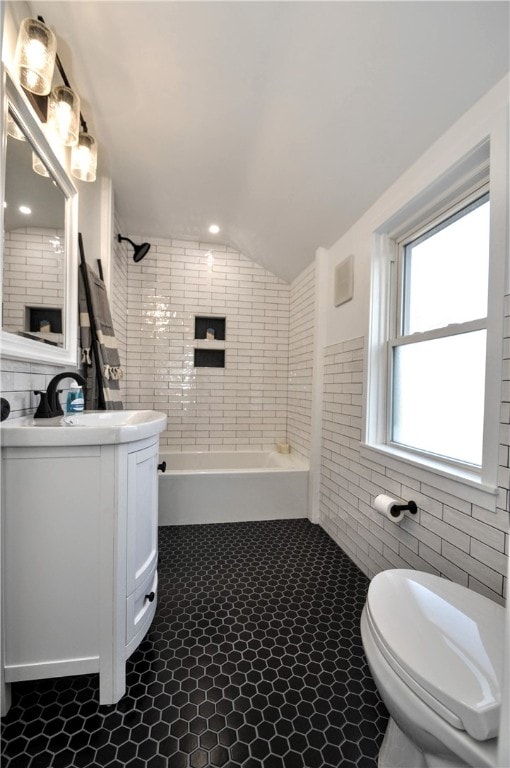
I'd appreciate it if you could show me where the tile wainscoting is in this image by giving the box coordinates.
[319,333,509,603]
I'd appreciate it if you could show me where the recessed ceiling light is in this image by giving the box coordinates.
[19,205,31,215]
[208,224,220,234]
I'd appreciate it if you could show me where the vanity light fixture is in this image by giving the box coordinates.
[32,152,50,178]
[71,133,97,182]
[14,17,57,96]
[49,236,64,254]
[117,234,151,263]
[14,15,98,182]
[7,113,26,141]
[48,85,80,146]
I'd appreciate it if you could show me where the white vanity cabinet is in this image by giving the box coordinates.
[125,441,159,656]
[1,412,166,708]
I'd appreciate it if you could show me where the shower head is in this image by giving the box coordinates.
[117,234,151,263]
[132,241,151,262]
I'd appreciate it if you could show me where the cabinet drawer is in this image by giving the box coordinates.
[126,564,158,649]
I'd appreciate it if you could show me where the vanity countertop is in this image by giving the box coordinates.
[1,410,167,447]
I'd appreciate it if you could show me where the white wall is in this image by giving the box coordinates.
[326,77,510,346]
[78,178,114,291]
[316,76,509,603]
[287,262,315,460]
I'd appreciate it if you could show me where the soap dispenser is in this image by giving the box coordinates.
[66,382,84,413]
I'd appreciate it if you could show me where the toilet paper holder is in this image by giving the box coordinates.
[390,500,418,516]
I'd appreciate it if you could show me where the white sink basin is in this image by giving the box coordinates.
[1,410,167,446]
[61,411,160,428]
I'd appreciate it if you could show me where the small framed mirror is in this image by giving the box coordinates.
[1,66,78,365]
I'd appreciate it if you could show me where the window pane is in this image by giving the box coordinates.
[392,330,486,466]
[403,196,489,334]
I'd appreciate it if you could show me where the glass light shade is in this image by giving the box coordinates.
[48,86,80,146]
[7,112,26,141]
[32,151,50,178]
[71,132,97,182]
[14,18,57,95]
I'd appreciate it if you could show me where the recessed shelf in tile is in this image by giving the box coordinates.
[26,306,63,334]
[194,348,225,368]
[195,316,226,341]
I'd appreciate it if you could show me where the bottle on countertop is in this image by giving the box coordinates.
[66,382,84,413]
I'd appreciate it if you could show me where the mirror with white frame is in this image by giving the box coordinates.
[1,67,79,365]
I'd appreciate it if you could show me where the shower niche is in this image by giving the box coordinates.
[194,316,226,368]
[23,306,63,345]
[194,316,225,341]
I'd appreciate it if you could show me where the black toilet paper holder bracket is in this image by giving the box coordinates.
[391,500,418,515]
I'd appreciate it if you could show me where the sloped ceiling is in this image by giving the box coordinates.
[33,1,509,281]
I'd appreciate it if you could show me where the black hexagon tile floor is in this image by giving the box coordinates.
[2,519,388,767]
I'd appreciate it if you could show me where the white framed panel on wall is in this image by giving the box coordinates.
[334,254,354,306]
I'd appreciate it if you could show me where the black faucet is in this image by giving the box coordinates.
[34,372,87,419]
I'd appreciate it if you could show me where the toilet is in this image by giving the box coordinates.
[360,569,505,768]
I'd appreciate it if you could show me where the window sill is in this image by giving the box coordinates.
[360,442,499,511]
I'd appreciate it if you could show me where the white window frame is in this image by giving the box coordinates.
[364,138,505,508]
[388,185,490,469]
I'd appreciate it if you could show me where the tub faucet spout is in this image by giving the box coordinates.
[43,372,87,418]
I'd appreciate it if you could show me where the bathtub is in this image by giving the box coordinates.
[158,450,309,525]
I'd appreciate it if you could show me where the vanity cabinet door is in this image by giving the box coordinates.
[2,447,102,678]
[126,441,159,596]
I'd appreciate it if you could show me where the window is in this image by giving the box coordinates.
[390,190,490,469]
[365,123,508,503]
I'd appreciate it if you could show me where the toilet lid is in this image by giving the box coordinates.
[366,569,505,741]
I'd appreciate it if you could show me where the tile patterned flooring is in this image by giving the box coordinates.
[2,519,388,767]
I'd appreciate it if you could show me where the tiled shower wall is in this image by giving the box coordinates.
[1,234,316,458]
[3,228,65,341]
[287,262,315,460]
[319,312,510,604]
[110,217,128,404]
[123,238,290,451]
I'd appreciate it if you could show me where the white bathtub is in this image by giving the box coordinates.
[158,450,309,525]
